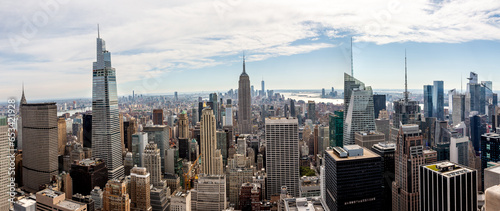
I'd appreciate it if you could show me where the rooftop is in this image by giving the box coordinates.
[424,161,474,177]
[327,146,379,161]
[486,165,500,174]
[38,189,63,198]
[283,197,326,211]
[57,200,85,210]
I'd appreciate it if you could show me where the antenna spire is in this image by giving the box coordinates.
[242,51,246,74]
[404,49,408,103]
[97,24,100,38]
[461,73,463,94]
[351,37,353,77]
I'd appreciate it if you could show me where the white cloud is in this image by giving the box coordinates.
[1,0,499,99]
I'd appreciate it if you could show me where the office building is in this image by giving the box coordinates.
[131,132,148,167]
[153,109,163,125]
[72,193,95,211]
[130,167,152,211]
[485,165,500,190]
[238,56,252,134]
[36,188,87,211]
[325,145,383,211]
[227,167,254,207]
[424,85,433,118]
[70,158,108,196]
[102,179,131,211]
[58,117,67,156]
[83,113,92,148]
[481,133,500,189]
[150,187,169,211]
[178,111,189,139]
[91,31,124,179]
[191,174,227,211]
[22,102,58,191]
[432,81,445,120]
[91,186,103,210]
[290,99,296,117]
[143,142,163,188]
[354,131,385,149]
[171,191,191,211]
[0,119,10,210]
[471,114,487,153]
[261,79,265,97]
[343,73,376,145]
[330,111,344,147]
[265,117,299,198]
[420,161,477,211]
[372,142,396,211]
[484,185,500,210]
[452,94,469,126]
[307,101,316,122]
[392,124,425,211]
[225,99,233,126]
[143,125,169,172]
[239,183,261,210]
[373,94,386,119]
[450,136,469,166]
[200,108,224,175]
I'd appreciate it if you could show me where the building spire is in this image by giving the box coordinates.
[404,49,408,103]
[351,37,353,77]
[97,24,100,38]
[242,51,246,74]
[20,82,27,105]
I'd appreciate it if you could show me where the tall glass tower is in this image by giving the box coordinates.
[432,80,444,120]
[92,28,124,179]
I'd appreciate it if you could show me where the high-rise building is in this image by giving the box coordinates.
[471,114,487,154]
[420,161,477,211]
[17,85,27,150]
[452,94,469,126]
[325,145,383,211]
[227,167,254,207]
[290,99,296,117]
[91,31,124,179]
[354,131,385,149]
[0,118,10,210]
[70,158,108,196]
[450,135,469,166]
[178,111,189,139]
[72,193,95,211]
[373,94,386,119]
[130,167,152,211]
[372,142,396,211]
[58,117,67,156]
[225,99,233,126]
[191,174,226,211]
[36,188,87,211]
[131,132,148,167]
[171,191,191,211]
[393,56,420,129]
[484,185,500,211]
[200,108,223,175]
[83,113,92,148]
[143,125,169,172]
[423,85,434,118]
[485,165,500,190]
[261,79,265,97]
[102,179,131,211]
[329,111,344,147]
[209,93,219,128]
[153,109,164,125]
[481,133,500,189]
[22,102,58,191]
[343,73,376,146]
[468,72,486,114]
[143,142,163,188]
[265,117,299,198]
[238,56,252,134]
[307,101,316,122]
[432,81,445,120]
[91,186,104,210]
[392,124,425,211]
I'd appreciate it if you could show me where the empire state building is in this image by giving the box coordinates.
[238,56,251,134]
[91,27,124,179]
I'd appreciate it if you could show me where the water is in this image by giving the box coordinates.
[57,107,92,116]
[281,92,344,105]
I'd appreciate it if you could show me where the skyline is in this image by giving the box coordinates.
[2,0,500,100]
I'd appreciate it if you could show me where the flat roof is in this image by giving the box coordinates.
[57,200,85,210]
[486,165,500,174]
[424,161,474,177]
[326,146,380,161]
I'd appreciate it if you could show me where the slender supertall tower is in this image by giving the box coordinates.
[351,37,353,77]
[238,55,252,134]
[91,26,124,179]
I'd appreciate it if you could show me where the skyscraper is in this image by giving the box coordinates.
[200,108,223,175]
[373,94,386,119]
[131,132,148,167]
[343,73,376,146]
[290,99,296,117]
[153,109,164,125]
[224,99,233,126]
[423,85,434,118]
[392,124,425,211]
[261,78,265,97]
[0,118,10,210]
[191,174,227,211]
[22,102,58,191]
[178,111,189,139]
[70,158,108,196]
[91,29,124,179]
[143,142,163,188]
[130,167,152,211]
[325,145,383,211]
[452,94,469,126]
[432,80,445,120]
[238,56,252,134]
[307,101,316,122]
[265,117,299,198]
[103,179,131,211]
[420,161,477,211]
[143,125,169,172]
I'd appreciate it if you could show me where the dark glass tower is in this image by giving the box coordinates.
[91,28,124,179]
[423,85,433,118]
[432,81,444,120]
[373,94,386,119]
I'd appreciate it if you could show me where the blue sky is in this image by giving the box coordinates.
[1,0,500,100]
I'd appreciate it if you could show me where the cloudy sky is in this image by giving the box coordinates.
[1,0,500,100]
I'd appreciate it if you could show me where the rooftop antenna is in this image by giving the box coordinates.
[242,51,246,74]
[404,49,408,103]
[461,73,463,94]
[97,24,100,38]
[351,37,353,77]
